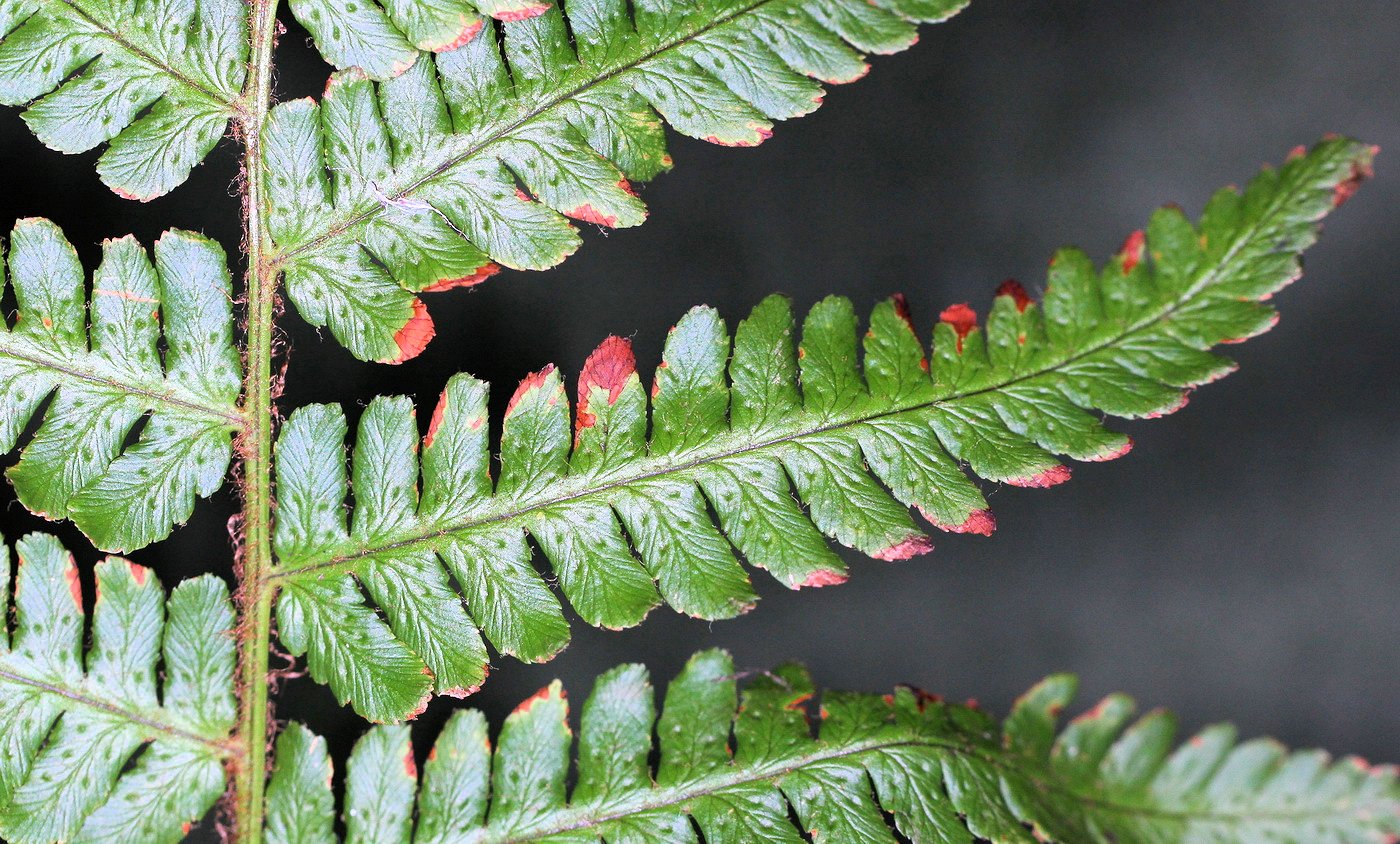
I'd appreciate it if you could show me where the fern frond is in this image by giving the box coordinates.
[0,532,236,844]
[263,650,1400,843]
[262,0,970,362]
[0,0,247,200]
[0,219,243,553]
[265,138,1374,722]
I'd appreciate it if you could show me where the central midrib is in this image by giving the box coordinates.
[50,0,238,109]
[271,161,1305,583]
[452,732,1373,844]
[271,0,786,265]
[0,664,230,755]
[0,340,246,428]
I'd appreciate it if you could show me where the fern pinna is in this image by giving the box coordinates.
[261,650,1399,844]
[271,140,1373,723]
[0,0,1390,842]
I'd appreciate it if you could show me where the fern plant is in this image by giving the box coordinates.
[0,1,1391,841]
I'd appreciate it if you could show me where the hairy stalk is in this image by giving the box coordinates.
[232,1,281,841]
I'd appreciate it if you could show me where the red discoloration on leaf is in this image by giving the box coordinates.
[1119,229,1146,274]
[1221,311,1281,344]
[889,293,916,333]
[1285,145,1308,162]
[128,561,147,586]
[111,185,157,203]
[1145,392,1191,419]
[996,279,1033,312]
[431,17,484,52]
[929,507,996,536]
[514,685,557,716]
[422,263,500,292]
[1189,734,1206,748]
[576,336,636,440]
[872,535,934,561]
[785,692,814,711]
[441,683,482,699]
[182,822,193,836]
[384,300,434,364]
[939,303,978,353]
[1332,146,1378,207]
[798,569,848,588]
[424,390,450,449]
[703,126,773,148]
[964,697,980,710]
[514,187,532,203]
[565,204,618,227]
[405,692,432,721]
[1088,438,1134,462]
[65,562,82,609]
[506,365,556,418]
[493,2,551,21]
[1006,465,1072,488]
[617,178,638,197]
[403,748,417,778]
[1070,698,1113,725]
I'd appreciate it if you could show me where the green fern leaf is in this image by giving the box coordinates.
[288,0,488,80]
[0,0,247,200]
[261,0,970,362]
[0,532,236,844]
[266,138,1373,723]
[264,650,1400,843]
[0,220,243,553]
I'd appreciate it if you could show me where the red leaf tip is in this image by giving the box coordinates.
[576,337,636,439]
[385,300,434,364]
[565,203,619,227]
[950,509,997,536]
[127,561,148,586]
[996,279,1032,312]
[872,535,935,561]
[1006,465,1072,488]
[513,685,558,716]
[422,263,500,292]
[1119,229,1146,274]
[939,303,978,352]
[798,569,849,589]
[1332,146,1378,208]
[506,365,557,417]
[1088,438,1134,462]
[431,18,483,52]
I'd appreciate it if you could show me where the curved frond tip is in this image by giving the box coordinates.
[265,650,1400,843]
[0,532,236,844]
[0,219,244,553]
[0,0,248,199]
[268,138,1375,723]
[265,0,971,361]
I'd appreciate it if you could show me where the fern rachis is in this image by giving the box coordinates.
[0,1,1391,842]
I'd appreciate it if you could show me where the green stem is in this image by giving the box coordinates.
[232,1,281,842]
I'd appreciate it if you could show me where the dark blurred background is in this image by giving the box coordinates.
[2,0,1397,822]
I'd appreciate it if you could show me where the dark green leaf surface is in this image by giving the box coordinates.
[261,0,970,361]
[0,0,247,199]
[265,650,1400,843]
[0,532,236,844]
[269,139,1374,722]
[0,219,244,553]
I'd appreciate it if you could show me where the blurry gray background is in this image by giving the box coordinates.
[1,0,1396,820]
